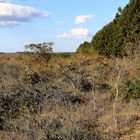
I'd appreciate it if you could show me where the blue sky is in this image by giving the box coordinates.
[0,0,129,52]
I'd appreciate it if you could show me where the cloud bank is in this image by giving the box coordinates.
[57,28,90,39]
[75,15,92,24]
[0,3,49,27]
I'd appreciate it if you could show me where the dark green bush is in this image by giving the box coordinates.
[122,80,140,101]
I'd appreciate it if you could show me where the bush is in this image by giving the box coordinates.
[80,78,94,92]
[0,89,46,130]
[97,83,112,93]
[122,79,140,101]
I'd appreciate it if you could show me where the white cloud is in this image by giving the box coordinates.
[0,3,49,27]
[0,0,9,3]
[75,15,92,24]
[57,28,90,39]
[56,33,69,39]
[70,28,90,39]
[0,21,19,27]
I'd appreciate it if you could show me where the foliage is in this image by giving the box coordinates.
[77,41,92,55]
[0,42,140,139]
[25,42,54,63]
[122,79,140,101]
[0,89,46,131]
[77,0,140,57]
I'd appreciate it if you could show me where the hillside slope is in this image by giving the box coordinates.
[77,0,140,57]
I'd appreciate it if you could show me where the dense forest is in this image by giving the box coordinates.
[77,0,140,57]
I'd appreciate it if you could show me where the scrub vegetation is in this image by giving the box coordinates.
[0,0,140,139]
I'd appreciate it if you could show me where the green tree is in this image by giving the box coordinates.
[25,42,54,63]
[77,0,140,57]
[77,41,92,54]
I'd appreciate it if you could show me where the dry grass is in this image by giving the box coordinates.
[0,52,140,140]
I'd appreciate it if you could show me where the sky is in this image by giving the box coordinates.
[0,0,129,52]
